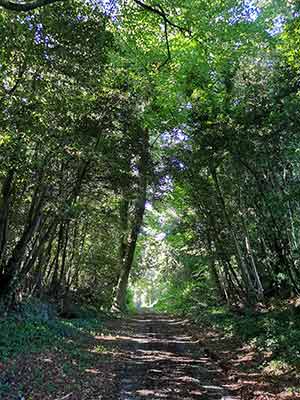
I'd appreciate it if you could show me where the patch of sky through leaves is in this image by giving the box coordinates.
[86,0,119,18]
[229,0,261,24]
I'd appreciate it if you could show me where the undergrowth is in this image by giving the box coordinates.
[0,306,117,400]
[155,281,300,371]
[0,317,106,362]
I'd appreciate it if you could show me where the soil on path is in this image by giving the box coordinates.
[99,313,238,400]
[2,313,298,399]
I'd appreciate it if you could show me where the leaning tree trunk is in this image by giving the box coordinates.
[0,182,47,304]
[112,128,149,312]
[206,230,227,302]
[211,167,257,304]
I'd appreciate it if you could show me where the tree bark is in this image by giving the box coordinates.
[0,178,47,302]
[0,170,14,266]
[211,167,257,304]
[112,128,149,312]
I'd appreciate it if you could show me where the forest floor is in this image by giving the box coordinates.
[0,312,299,400]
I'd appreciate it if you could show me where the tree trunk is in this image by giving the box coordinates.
[112,128,149,312]
[0,212,44,303]
[211,167,257,304]
[240,212,264,300]
[206,231,226,301]
[0,170,14,266]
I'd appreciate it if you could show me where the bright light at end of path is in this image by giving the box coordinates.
[155,233,166,241]
[145,202,153,211]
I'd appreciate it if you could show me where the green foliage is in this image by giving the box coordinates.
[155,280,215,315]
[156,279,300,368]
[0,0,299,326]
[125,288,137,314]
[15,298,57,321]
[0,4,300,398]
[0,316,105,361]
[219,307,300,367]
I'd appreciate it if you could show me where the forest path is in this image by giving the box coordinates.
[2,312,296,399]
[6,312,285,400]
[99,313,239,400]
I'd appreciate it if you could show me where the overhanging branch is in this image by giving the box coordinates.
[132,1,191,69]
[0,0,62,11]
[132,0,191,35]
[158,10,171,69]
[0,0,189,70]
[0,0,192,44]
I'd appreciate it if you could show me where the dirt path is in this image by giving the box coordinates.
[5,313,298,399]
[99,313,239,400]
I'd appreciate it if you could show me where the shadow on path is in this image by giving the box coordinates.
[97,314,240,400]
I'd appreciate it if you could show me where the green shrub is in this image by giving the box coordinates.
[155,278,300,370]
[0,317,104,361]
[126,288,136,313]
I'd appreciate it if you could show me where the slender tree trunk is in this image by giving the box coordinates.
[206,231,226,301]
[112,128,149,312]
[0,177,47,303]
[112,195,147,311]
[31,234,55,297]
[65,222,78,291]
[0,212,44,302]
[69,224,88,290]
[18,219,57,287]
[209,213,245,301]
[211,167,257,304]
[59,221,70,287]
[240,213,264,300]
[49,222,65,297]
[0,170,14,266]
[238,157,299,292]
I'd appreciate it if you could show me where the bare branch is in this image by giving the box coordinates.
[4,63,27,95]
[0,0,192,48]
[132,0,191,35]
[132,2,190,69]
[0,0,62,11]
[0,0,188,72]
[158,14,171,69]
[0,62,27,105]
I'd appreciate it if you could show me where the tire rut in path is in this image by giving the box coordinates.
[113,314,239,400]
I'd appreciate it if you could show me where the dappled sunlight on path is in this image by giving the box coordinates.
[2,313,294,399]
[96,314,240,400]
